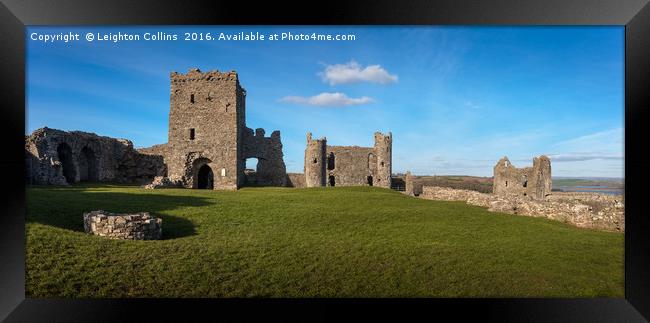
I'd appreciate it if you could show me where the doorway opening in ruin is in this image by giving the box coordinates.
[244,158,259,186]
[57,143,76,184]
[329,175,336,187]
[78,147,98,181]
[197,164,214,189]
[327,152,335,170]
[367,175,373,186]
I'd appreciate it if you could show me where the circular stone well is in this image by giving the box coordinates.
[83,210,162,240]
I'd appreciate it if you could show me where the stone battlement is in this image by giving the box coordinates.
[170,68,241,86]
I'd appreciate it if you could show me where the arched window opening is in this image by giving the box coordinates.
[78,146,98,181]
[57,143,76,184]
[328,175,336,187]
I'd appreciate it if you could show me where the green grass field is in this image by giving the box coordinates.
[26,184,624,298]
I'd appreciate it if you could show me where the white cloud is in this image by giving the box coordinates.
[319,61,398,85]
[547,152,623,162]
[552,128,624,153]
[279,92,373,107]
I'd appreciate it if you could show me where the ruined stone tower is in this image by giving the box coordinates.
[529,155,552,199]
[304,132,327,187]
[374,132,392,188]
[167,68,286,190]
[493,155,551,200]
[304,131,392,189]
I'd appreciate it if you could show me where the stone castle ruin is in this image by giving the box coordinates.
[156,68,287,189]
[304,132,392,188]
[24,68,624,232]
[493,155,552,200]
[410,155,624,231]
[25,127,165,185]
[25,68,391,190]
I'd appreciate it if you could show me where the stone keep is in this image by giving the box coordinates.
[493,155,551,200]
[166,68,287,190]
[304,131,392,188]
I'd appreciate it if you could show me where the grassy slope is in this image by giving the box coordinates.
[26,184,623,298]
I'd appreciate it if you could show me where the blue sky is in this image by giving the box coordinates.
[26,26,624,177]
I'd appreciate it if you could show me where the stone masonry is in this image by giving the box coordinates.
[419,186,624,231]
[304,132,392,188]
[26,69,289,190]
[83,210,163,240]
[493,155,552,200]
[25,127,165,185]
[163,68,286,190]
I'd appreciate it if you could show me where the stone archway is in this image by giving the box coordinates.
[197,164,214,189]
[78,146,98,181]
[56,143,76,184]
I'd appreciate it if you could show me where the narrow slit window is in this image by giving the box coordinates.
[190,128,195,140]
[190,94,195,103]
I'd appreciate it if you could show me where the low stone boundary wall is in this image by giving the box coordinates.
[83,210,163,240]
[419,186,624,231]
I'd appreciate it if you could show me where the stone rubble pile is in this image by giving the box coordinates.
[83,210,163,240]
[419,186,624,231]
[141,176,183,189]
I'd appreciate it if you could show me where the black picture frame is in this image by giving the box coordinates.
[1,0,649,321]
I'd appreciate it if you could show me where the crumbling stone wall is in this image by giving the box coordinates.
[326,145,375,186]
[241,128,287,186]
[286,173,306,188]
[137,143,168,157]
[404,172,440,196]
[165,68,287,190]
[493,156,551,200]
[304,131,392,188]
[25,127,165,185]
[83,210,162,240]
[404,172,493,196]
[419,186,624,231]
[28,69,289,190]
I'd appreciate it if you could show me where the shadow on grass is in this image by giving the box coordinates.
[26,187,214,239]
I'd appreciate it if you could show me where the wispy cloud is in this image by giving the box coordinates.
[464,101,481,109]
[547,152,623,162]
[319,61,398,85]
[552,128,623,153]
[279,92,373,107]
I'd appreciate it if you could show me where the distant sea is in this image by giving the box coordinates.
[554,186,623,196]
